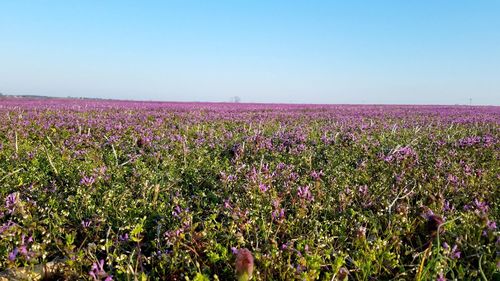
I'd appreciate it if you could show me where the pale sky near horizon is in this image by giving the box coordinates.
[1,1,499,105]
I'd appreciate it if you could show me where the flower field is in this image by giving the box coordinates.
[0,99,498,280]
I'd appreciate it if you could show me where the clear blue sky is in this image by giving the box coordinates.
[1,1,499,105]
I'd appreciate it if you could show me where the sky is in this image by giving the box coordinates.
[1,1,499,105]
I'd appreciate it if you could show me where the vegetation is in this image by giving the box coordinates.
[0,99,498,280]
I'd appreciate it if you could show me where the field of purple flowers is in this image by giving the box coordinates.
[0,99,498,280]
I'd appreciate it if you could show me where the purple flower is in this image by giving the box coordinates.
[5,192,18,214]
[385,146,418,163]
[259,183,269,193]
[310,170,323,181]
[81,220,91,228]
[231,247,239,255]
[172,205,182,218]
[89,259,110,280]
[436,272,446,281]
[297,185,314,201]
[0,221,15,234]
[17,244,33,259]
[358,185,368,196]
[443,200,453,212]
[447,174,458,185]
[450,245,461,259]
[486,220,496,231]
[80,176,95,187]
[474,199,489,213]
[119,233,129,241]
[443,242,461,259]
[227,174,237,182]
[8,248,18,261]
[272,208,285,221]
[223,199,232,209]
[18,235,29,257]
[289,172,299,181]
[276,162,286,170]
[457,136,482,147]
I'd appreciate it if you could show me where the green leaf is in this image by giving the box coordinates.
[131,217,146,243]
[65,232,75,246]
[193,272,210,281]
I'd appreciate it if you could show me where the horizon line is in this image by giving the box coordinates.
[0,92,498,107]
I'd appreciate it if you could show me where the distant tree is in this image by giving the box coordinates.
[230,96,241,103]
